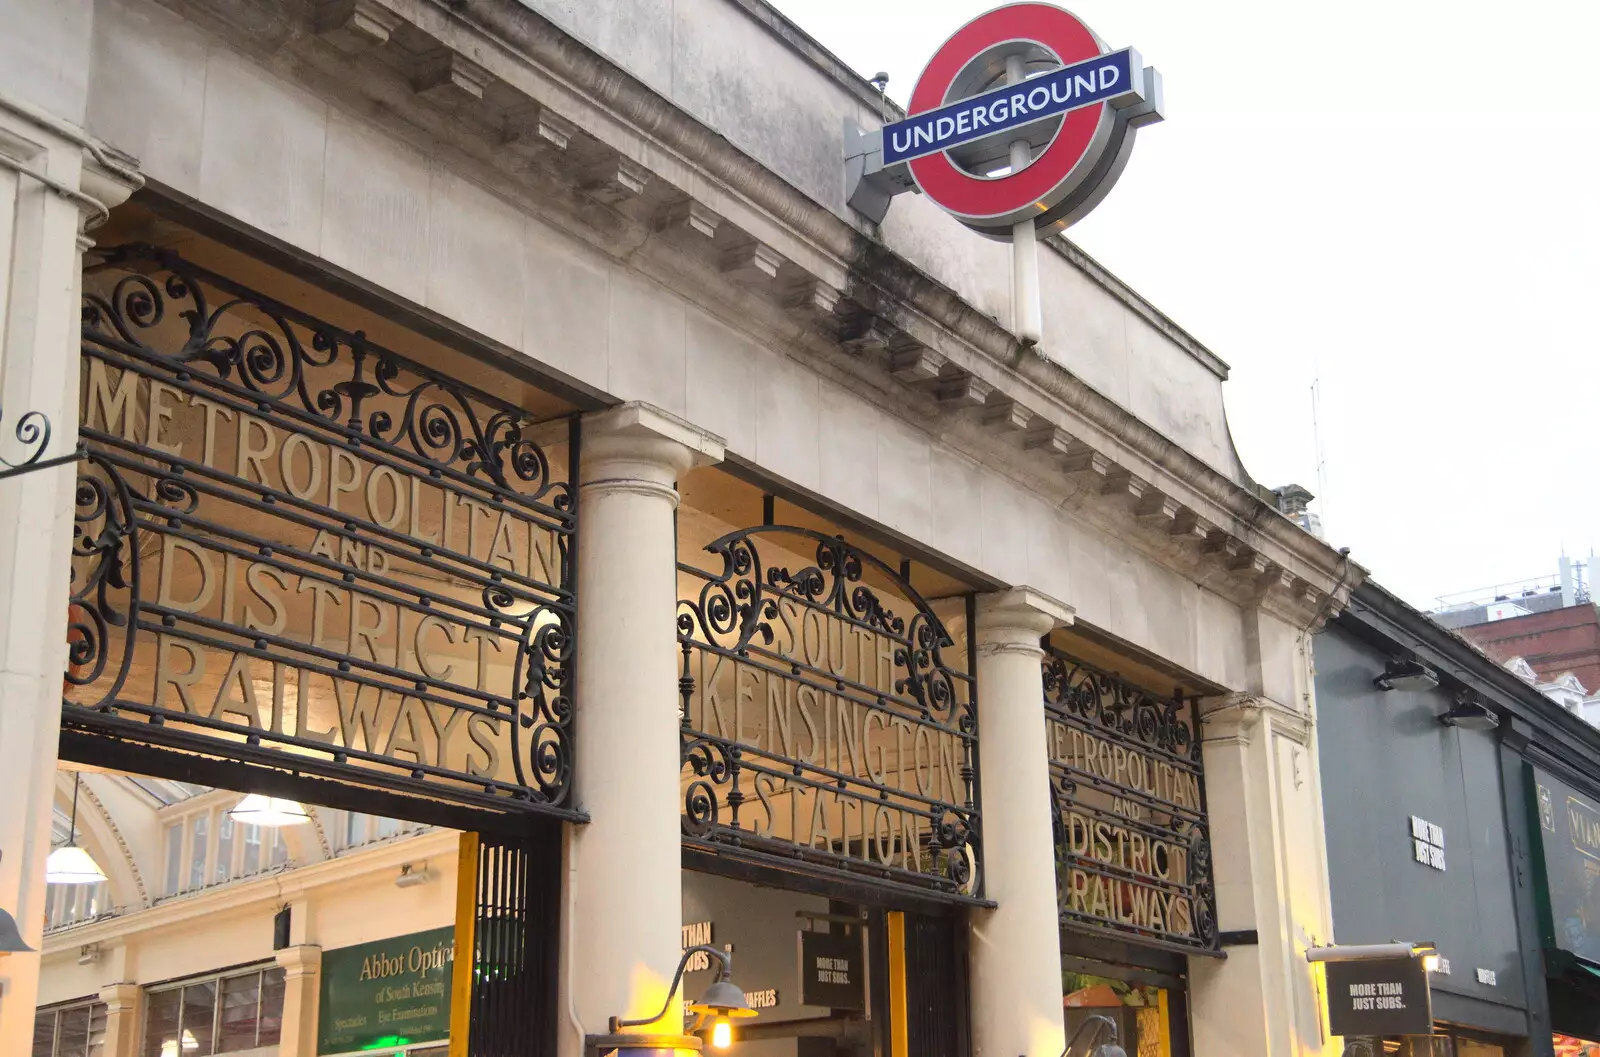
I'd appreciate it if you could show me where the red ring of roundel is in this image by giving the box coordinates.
[907,3,1105,224]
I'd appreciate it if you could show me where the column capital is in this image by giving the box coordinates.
[97,982,140,1011]
[975,586,1074,654]
[580,402,725,505]
[275,944,323,978]
[1200,692,1311,747]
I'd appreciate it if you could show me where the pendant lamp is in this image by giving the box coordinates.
[228,794,312,827]
[46,773,108,885]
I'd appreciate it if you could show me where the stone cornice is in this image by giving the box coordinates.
[659,1,1227,384]
[158,0,1363,623]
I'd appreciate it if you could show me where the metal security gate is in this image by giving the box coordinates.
[452,830,562,1057]
[902,912,971,1057]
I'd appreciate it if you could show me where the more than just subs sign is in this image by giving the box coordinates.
[798,929,865,1011]
[1323,957,1432,1037]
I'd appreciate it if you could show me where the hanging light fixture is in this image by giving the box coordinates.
[229,794,312,827]
[46,773,109,885]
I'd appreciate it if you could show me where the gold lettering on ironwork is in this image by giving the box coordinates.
[144,379,186,456]
[1050,724,1202,810]
[187,392,234,467]
[153,635,206,713]
[1046,655,1210,945]
[683,589,969,880]
[84,358,142,443]
[71,355,566,794]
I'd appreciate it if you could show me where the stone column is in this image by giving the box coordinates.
[97,982,141,1057]
[275,945,323,1057]
[561,403,723,1057]
[0,104,139,1053]
[968,587,1075,1057]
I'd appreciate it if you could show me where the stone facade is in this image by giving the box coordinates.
[0,2,1359,1055]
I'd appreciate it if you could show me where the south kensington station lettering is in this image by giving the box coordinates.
[687,606,964,861]
[679,529,978,898]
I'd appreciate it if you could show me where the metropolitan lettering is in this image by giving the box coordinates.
[72,263,574,806]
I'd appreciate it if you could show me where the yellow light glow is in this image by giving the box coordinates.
[1422,953,1440,972]
[711,1017,733,1050]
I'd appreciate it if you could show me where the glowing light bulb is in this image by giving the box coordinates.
[711,1017,733,1050]
[1422,953,1440,973]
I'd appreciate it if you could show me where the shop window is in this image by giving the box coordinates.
[1063,972,1177,1057]
[1363,1036,1508,1057]
[44,880,111,931]
[159,805,290,898]
[32,998,107,1057]
[141,965,285,1057]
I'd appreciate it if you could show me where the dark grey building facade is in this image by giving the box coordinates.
[1316,581,1600,1056]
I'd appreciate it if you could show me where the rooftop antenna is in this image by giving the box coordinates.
[1310,364,1329,534]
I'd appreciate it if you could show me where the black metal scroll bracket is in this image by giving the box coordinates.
[608,944,733,1034]
[0,405,80,482]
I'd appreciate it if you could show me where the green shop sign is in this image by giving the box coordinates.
[1529,766,1600,965]
[317,926,455,1054]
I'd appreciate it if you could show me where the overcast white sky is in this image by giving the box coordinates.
[772,0,1600,611]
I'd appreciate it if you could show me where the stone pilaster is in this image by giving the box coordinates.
[97,982,141,1057]
[275,944,323,1057]
[0,101,139,1055]
[969,587,1075,1057]
[1190,687,1336,1057]
[561,403,723,1057]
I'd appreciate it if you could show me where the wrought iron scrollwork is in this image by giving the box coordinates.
[1044,646,1218,954]
[1043,653,1196,761]
[68,245,578,817]
[0,404,79,481]
[81,245,571,508]
[678,526,981,900]
[66,453,139,697]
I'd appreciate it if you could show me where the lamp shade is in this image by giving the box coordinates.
[0,906,35,954]
[228,794,312,826]
[45,844,108,885]
[689,979,758,1019]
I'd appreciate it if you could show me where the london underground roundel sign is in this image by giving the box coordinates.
[844,4,1163,239]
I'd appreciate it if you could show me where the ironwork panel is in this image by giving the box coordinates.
[677,526,981,901]
[68,245,577,816]
[1044,648,1219,954]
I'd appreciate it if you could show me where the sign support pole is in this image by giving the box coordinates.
[1006,54,1043,347]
